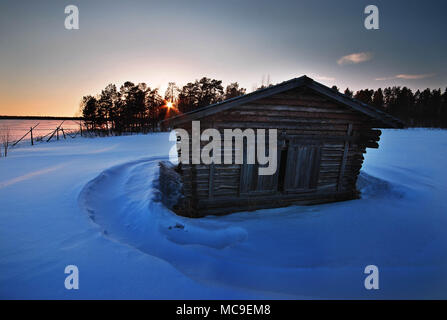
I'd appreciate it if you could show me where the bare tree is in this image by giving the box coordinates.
[0,126,11,157]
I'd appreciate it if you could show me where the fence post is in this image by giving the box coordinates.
[80,122,83,137]
[12,123,39,147]
[30,127,33,145]
[56,128,59,140]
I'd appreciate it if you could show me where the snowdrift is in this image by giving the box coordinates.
[1,129,447,298]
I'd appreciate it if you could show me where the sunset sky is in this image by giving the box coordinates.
[0,0,446,116]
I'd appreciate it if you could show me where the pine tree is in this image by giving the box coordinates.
[224,82,246,100]
[372,88,384,109]
[344,88,353,97]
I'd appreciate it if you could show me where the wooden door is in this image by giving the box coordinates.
[239,144,281,195]
[283,142,321,193]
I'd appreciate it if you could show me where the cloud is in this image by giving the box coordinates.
[375,73,435,81]
[337,52,373,65]
[395,73,435,80]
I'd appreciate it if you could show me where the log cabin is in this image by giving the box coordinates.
[160,76,404,217]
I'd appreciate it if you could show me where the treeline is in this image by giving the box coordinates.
[338,86,447,127]
[81,82,164,134]
[81,78,447,133]
[175,78,245,113]
[80,78,246,133]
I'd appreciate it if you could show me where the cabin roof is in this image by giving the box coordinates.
[163,75,404,128]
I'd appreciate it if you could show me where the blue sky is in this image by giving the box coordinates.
[0,0,446,116]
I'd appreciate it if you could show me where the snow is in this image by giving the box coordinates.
[1,129,447,299]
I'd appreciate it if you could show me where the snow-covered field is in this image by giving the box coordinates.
[1,129,446,299]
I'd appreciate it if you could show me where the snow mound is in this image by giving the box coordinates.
[158,221,248,249]
[78,157,248,252]
[357,171,405,199]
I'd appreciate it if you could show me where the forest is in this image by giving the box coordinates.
[80,78,245,134]
[80,77,447,133]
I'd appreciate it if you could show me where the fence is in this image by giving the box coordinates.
[0,120,87,157]
[9,120,85,146]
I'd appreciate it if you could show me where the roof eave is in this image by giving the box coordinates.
[306,81,405,129]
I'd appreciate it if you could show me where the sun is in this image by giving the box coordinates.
[166,101,173,109]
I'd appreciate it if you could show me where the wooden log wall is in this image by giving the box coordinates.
[173,87,381,216]
[159,161,185,210]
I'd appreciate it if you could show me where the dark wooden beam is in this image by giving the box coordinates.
[337,123,352,191]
